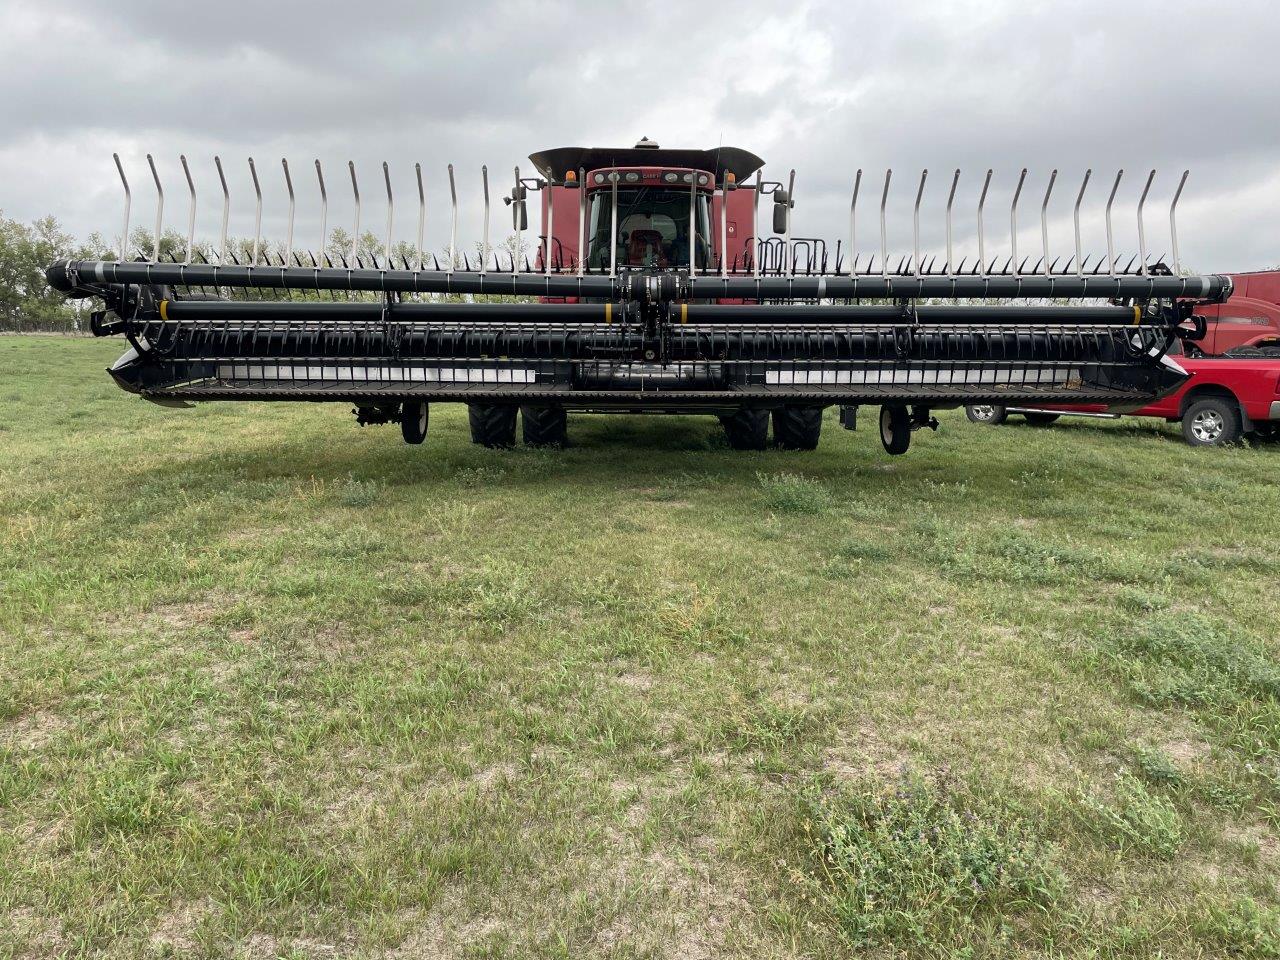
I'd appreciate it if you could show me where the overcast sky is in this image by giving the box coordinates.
[1,0,1277,273]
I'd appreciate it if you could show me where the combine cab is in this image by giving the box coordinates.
[46,139,1230,454]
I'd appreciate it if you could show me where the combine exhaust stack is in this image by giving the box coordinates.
[47,145,1231,454]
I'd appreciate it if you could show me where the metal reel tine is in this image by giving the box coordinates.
[1136,168,1156,276]
[1169,169,1189,276]
[146,153,164,262]
[348,161,361,264]
[1009,167,1027,277]
[180,155,196,265]
[113,153,131,261]
[314,160,328,267]
[248,157,263,266]
[415,162,425,272]
[912,168,927,278]
[878,168,892,279]
[977,169,993,278]
[282,158,296,264]
[382,161,394,265]
[1105,169,1124,276]
[1039,169,1057,277]
[480,164,490,275]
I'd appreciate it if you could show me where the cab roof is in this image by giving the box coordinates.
[528,145,765,182]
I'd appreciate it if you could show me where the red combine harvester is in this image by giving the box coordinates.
[1186,269,1280,356]
[47,139,1231,455]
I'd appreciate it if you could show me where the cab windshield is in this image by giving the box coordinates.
[586,187,712,270]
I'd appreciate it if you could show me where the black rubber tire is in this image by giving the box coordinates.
[1181,396,1242,447]
[400,402,429,445]
[772,405,823,450]
[468,404,518,448]
[965,404,1007,425]
[1024,413,1061,426]
[879,405,911,455]
[721,408,769,450]
[521,405,568,447]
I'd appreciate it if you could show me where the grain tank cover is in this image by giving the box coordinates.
[528,144,765,182]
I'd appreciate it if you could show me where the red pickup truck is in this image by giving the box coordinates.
[966,267,1280,446]
[966,341,1280,446]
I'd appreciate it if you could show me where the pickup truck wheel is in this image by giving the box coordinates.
[721,408,769,450]
[1024,413,1061,426]
[965,404,1007,425]
[521,405,567,447]
[468,404,518,448]
[772,405,823,450]
[880,405,911,455]
[400,402,429,444]
[1182,397,1241,447]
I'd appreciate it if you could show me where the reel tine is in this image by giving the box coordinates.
[548,169,557,276]
[879,168,892,279]
[751,170,761,280]
[1137,169,1156,276]
[912,168,927,278]
[215,156,230,265]
[248,157,262,266]
[1105,169,1123,276]
[977,169,992,278]
[113,153,131,261]
[687,172,697,275]
[348,160,361,264]
[1123,253,1137,275]
[517,164,530,275]
[578,166,589,275]
[382,161,394,265]
[847,168,861,277]
[945,169,959,277]
[147,153,163,262]
[1169,169,1189,276]
[282,159,295,265]
[1072,169,1091,277]
[1009,167,1027,277]
[315,160,328,267]
[415,162,425,273]
[784,168,796,276]
[1039,169,1056,277]
[180,155,196,265]
[480,165,490,275]
[448,163,458,274]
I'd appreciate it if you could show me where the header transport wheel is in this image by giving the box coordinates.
[880,405,911,455]
[400,402,429,445]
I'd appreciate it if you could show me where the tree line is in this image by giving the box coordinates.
[0,209,537,333]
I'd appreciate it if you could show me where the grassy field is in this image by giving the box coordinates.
[2,334,1280,959]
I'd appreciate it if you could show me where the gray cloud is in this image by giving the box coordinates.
[2,0,1277,272]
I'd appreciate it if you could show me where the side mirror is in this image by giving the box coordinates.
[772,189,791,235]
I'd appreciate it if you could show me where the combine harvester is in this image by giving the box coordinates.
[46,139,1231,454]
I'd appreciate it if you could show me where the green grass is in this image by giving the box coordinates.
[2,334,1280,958]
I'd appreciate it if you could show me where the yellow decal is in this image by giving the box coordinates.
[680,304,688,324]
[605,303,613,324]
[159,299,169,321]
